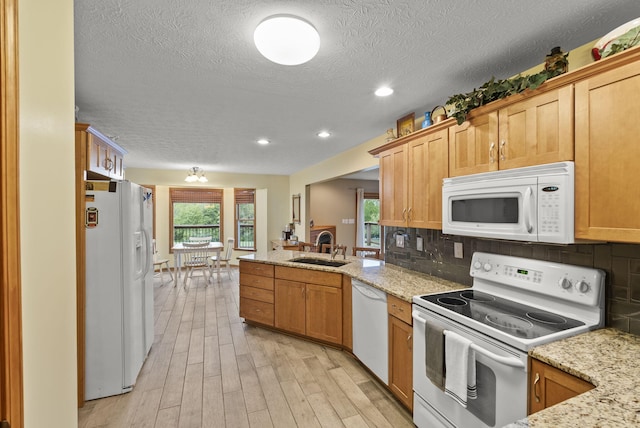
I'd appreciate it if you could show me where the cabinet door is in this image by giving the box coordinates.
[109,150,124,180]
[305,283,342,344]
[406,137,428,228]
[379,144,408,226]
[448,111,498,176]
[407,130,449,229]
[389,315,413,410]
[529,359,593,415]
[87,134,111,177]
[498,86,573,170]
[274,279,306,335]
[425,128,449,229]
[575,61,640,243]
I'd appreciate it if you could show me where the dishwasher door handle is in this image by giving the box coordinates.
[353,282,386,301]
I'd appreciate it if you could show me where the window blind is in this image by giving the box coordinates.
[170,188,223,204]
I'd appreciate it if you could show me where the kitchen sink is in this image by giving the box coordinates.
[288,257,350,267]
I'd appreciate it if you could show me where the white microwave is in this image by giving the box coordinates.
[442,162,575,243]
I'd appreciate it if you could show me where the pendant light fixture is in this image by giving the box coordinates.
[185,167,208,183]
[254,15,320,66]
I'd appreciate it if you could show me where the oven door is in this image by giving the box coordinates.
[442,175,538,242]
[412,305,528,428]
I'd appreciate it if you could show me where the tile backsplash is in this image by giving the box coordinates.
[384,227,640,336]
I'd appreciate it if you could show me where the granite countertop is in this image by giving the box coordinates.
[514,328,640,427]
[239,250,467,301]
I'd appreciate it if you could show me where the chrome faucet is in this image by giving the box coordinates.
[315,230,334,258]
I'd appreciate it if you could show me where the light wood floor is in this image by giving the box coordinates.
[78,268,414,427]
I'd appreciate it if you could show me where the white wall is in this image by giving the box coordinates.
[289,133,386,241]
[124,168,289,262]
[19,0,78,426]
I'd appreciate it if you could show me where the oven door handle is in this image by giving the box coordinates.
[412,311,526,369]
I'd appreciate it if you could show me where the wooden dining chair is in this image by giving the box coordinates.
[352,246,381,259]
[181,242,211,286]
[321,243,347,257]
[297,241,317,252]
[210,237,234,281]
[152,239,173,285]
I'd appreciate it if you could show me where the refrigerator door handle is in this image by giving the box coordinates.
[142,229,152,276]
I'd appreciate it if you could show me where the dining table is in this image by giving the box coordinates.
[171,241,224,284]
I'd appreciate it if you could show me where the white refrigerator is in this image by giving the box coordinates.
[84,180,154,400]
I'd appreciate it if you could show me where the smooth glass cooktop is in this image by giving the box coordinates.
[418,289,584,340]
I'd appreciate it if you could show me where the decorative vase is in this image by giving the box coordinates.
[422,112,432,129]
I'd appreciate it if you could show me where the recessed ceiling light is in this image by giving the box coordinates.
[257,139,270,145]
[254,15,320,66]
[317,131,331,138]
[375,86,394,97]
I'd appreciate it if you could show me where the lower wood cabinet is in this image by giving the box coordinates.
[528,358,594,415]
[274,266,343,345]
[388,294,413,410]
[239,261,275,326]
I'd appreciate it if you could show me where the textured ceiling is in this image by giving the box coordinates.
[74,0,640,176]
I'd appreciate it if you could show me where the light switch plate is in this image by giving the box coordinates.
[416,236,423,251]
[454,242,463,259]
[396,234,404,248]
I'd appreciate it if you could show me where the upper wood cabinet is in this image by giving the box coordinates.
[379,143,408,227]
[76,123,126,180]
[528,358,593,415]
[449,86,574,176]
[376,127,449,229]
[448,111,498,176]
[574,55,640,243]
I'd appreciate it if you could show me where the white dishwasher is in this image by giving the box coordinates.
[352,280,388,383]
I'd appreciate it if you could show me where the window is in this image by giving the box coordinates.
[235,188,255,250]
[363,193,380,247]
[169,188,223,249]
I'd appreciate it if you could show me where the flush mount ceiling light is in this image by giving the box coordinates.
[317,131,331,138]
[257,138,270,145]
[185,166,208,183]
[254,15,320,65]
[375,86,394,97]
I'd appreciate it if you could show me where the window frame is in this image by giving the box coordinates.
[169,187,223,252]
[234,188,256,251]
[363,192,380,248]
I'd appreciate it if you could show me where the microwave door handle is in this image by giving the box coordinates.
[523,186,534,233]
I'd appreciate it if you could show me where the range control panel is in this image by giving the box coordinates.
[470,252,604,307]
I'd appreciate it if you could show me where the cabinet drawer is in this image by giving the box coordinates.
[387,294,412,325]
[275,266,342,288]
[240,285,274,304]
[240,298,274,326]
[240,261,274,277]
[239,273,274,291]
